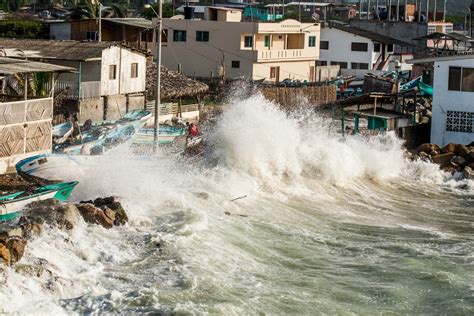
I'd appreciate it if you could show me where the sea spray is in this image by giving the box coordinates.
[1,93,473,314]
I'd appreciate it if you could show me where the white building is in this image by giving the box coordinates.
[0,39,147,123]
[416,55,474,146]
[319,24,414,77]
[159,12,321,82]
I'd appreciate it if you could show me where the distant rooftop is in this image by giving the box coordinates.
[0,39,145,61]
[331,23,414,47]
[0,57,75,75]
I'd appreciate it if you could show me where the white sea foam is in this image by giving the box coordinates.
[1,93,472,314]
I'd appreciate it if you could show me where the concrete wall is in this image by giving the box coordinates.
[349,20,427,47]
[78,94,145,123]
[319,27,383,77]
[253,60,316,81]
[431,58,474,146]
[161,19,320,81]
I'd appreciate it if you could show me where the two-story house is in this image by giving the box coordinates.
[159,9,320,83]
[410,54,474,146]
[319,24,414,77]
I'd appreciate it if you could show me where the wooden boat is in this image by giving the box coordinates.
[52,122,73,144]
[55,110,152,155]
[0,181,78,222]
[132,125,186,146]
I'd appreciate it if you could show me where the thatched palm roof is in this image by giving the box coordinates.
[146,63,209,100]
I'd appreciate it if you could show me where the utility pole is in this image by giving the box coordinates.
[442,0,446,22]
[359,0,362,19]
[404,0,408,21]
[368,0,371,20]
[388,0,392,21]
[426,0,429,22]
[418,0,422,22]
[396,0,400,21]
[433,0,436,22]
[98,2,102,42]
[155,2,163,150]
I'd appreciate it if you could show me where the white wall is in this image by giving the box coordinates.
[319,27,387,77]
[431,58,474,146]
[101,46,146,96]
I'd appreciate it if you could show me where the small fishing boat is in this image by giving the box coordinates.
[132,125,186,146]
[0,181,78,222]
[52,122,74,144]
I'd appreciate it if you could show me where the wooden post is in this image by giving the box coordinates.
[126,93,130,113]
[373,96,377,115]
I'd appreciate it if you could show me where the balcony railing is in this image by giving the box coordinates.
[256,49,317,61]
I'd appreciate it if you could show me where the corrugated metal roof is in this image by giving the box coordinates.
[0,57,75,75]
[102,18,153,29]
[0,39,122,61]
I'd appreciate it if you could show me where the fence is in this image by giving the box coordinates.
[259,85,337,108]
[0,98,53,159]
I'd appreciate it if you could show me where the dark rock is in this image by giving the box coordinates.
[93,196,115,207]
[467,151,474,163]
[431,153,456,168]
[430,150,440,156]
[454,144,470,157]
[451,156,467,168]
[441,143,456,154]
[418,151,431,162]
[19,201,80,232]
[107,202,128,226]
[464,166,474,180]
[6,237,26,265]
[417,143,440,155]
[0,243,10,265]
[14,258,49,277]
[76,203,100,224]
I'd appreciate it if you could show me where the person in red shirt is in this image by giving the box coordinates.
[189,123,199,137]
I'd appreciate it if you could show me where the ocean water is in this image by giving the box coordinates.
[1,94,473,314]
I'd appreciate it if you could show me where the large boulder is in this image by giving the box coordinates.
[431,153,456,168]
[441,143,456,154]
[417,143,440,155]
[0,243,10,266]
[454,144,470,157]
[451,156,467,168]
[19,199,81,232]
[76,203,114,229]
[463,166,474,180]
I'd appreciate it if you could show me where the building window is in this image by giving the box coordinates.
[161,29,168,43]
[446,111,474,133]
[320,41,329,50]
[109,65,117,80]
[244,35,253,48]
[173,30,187,42]
[231,60,240,68]
[308,36,317,47]
[131,63,138,78]
[374,43,381,52]
[351,42,368,52]
[449,67,474,92]
[331,61,348,69]
[196,31,209,42]
[316,61,327,66]
[351,62,369,70]
[85,31,98,41]
[387,44,394,52]
[264,35,270,48]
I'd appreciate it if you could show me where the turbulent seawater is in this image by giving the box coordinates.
[1,94,473,314]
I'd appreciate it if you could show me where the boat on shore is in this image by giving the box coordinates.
[0,181,78,222]
[52,122,74,145]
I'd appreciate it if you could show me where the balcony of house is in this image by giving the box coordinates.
[242,33,319,62]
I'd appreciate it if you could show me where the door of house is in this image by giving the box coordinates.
[310,66,315,82]
[275,66,280,83]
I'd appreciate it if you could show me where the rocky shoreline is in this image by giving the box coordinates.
[0,196,128,268]
[410,142,474,180]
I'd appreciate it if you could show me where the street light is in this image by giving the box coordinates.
[145,3,162,151]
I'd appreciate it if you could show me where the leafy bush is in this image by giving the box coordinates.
[0,20,48,39]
